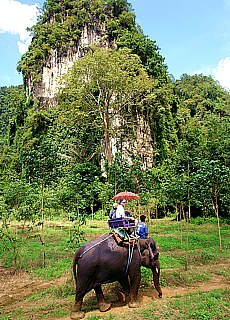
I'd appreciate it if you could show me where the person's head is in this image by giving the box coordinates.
[113,203,118,209]
[119,198,127,206]
[140,215,146,222]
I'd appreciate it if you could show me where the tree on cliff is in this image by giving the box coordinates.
[58,47,153,165]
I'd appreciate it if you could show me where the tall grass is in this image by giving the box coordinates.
[0,218,229,279]
[0,218,229,320]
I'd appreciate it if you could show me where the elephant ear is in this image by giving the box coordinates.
[148,238,157,251]
[148,238,160,258]
[139,238,157,253]
[141,249,151,265]
[139,239,149,250]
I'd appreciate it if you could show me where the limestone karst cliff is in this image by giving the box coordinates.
[33,23,113,106]
[20,0,122,105]
[18,0,168,168]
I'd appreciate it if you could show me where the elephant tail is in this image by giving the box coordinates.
[72,251,80,282]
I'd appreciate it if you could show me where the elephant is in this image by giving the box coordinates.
[70,233,162,319]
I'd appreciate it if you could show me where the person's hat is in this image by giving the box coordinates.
[119,198,126,203]
[113,203,118,208]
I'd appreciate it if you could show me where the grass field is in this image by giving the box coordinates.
[0,217,229,319]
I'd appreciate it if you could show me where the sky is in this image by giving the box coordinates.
[0,0,230,91]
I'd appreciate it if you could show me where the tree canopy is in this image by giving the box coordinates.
[58,47,154,165]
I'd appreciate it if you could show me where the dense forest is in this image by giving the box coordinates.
[0,0,229,229]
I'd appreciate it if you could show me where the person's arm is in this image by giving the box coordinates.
[136,223,140,235]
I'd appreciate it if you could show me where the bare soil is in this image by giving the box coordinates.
[0,260,229,320]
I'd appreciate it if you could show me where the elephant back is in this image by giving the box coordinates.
[74,234,113,262]
[73,233,141,276]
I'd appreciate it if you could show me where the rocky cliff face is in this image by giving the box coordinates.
[109,112,154,169]
[27,23,114,107]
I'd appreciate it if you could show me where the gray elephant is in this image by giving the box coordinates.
[70,234,162,319]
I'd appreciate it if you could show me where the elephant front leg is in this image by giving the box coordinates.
[128,270,141,308]
[94,285,111,312]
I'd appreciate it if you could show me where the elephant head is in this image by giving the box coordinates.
[139,237,162,298]
[139,237,159,266]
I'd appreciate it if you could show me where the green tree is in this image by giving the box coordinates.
[191,160,230,219]
[0,85,25,143]
[191,160,229,249]
[58,47,153,165]
[117,28,168,81]
[174,73,230,139]
[55,162,105,216]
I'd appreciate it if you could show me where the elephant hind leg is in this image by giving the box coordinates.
[94,285,111,312]
[70,299,85,319]
[117,276,130,303]
[71,276,95,318]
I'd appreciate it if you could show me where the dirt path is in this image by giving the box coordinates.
[0,267,67,306]
[0,263,229,320]
[78,282,229,320]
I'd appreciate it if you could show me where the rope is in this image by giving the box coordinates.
[125,241,131,275]
[125,235,137,274]
[78,234,113,259]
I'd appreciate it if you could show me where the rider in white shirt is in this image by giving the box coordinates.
[115,198,126,218]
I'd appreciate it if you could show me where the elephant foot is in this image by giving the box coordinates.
[70,310,85,319]
[158,292,162,298]
[117,291,126,303]
[128,301,139,308]
[99,302,111,312]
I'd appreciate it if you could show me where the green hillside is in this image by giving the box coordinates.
[0,0,229,227]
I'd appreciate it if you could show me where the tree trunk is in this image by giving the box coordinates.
[185,211,189,271]
[114,167,117,195]
[104,103,112,166]
[188,162,191,219]
[68,210,71,238]
[147,205,150,221]
[91,204,94,220]
[180,206,183,245]
[176,203,179,232]
[211,185,222,251]
[41,169,45,268]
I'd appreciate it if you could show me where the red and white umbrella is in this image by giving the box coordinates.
[112,191,140,201]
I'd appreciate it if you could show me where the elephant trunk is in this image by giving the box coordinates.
[151,260,162,298]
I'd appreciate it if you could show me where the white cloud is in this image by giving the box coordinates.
[0,0,39,54]
[212,57,230,91]
[193,58,230,92]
